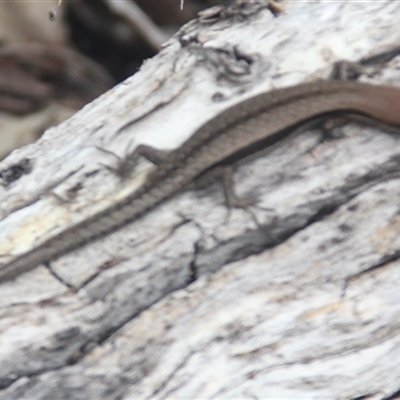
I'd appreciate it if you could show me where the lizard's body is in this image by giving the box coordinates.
[1,80,400,282]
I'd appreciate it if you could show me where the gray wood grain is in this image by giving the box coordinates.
[1,1,400,398]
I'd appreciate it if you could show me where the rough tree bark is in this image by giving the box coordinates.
[1,1,400,399]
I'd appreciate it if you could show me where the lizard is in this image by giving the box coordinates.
[1,79,400,283]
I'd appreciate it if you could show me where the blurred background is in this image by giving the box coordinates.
[0,0,217,160]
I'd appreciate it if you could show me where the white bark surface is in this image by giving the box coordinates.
[1,1,400,398]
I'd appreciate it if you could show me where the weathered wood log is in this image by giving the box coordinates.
[1,1,400,398]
